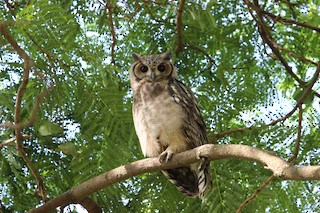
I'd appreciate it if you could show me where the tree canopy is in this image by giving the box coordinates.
[0,0,319,212]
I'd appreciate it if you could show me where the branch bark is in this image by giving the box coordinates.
[28,144,320,212]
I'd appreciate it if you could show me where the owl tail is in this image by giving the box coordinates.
[162,160,212,198]
[197,158,212,198]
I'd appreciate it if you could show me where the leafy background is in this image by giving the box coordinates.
[0,0,319,212]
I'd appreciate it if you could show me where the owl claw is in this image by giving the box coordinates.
[159,150,173,163]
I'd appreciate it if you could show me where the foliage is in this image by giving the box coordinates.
[0,0,319,212]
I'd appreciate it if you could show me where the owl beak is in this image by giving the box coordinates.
[151,72,156,82]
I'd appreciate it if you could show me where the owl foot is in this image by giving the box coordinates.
[159,150,173,163]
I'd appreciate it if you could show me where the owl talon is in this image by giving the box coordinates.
[159,151,173,163]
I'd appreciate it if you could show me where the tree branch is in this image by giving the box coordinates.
[262,10,320,32]
[3,86,51,130]
[0,24,48,202]
[0,134,31,150]
[175,0,185,55]
[143,0,172,6]
[272,42,317,66]
[106,0,116,64]
[269,62,320,125]
[60,197,102,213]
[28,144,320,212]
[78,197,102,213]
[257,6,305,86]
[0,25,31,62]
[244,0,308,87]
[288,104,303,163]
[211,128,249,142]
[4,0,69,69]
[127,1,142,22]
[237,175,275,213]
[186,44,218,68]
[143,1,169,23]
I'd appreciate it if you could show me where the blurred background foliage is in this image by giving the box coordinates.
[0,0,319,212]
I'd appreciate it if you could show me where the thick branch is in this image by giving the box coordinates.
[28,144,320,212]
[78,197,102,213]
[60,197,102,213]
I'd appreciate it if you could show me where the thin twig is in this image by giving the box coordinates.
[269,63,320,125]
[272,42,318,66]
[245,0,320,104]
[262,10,320,32]
[26,30,70,69]
[4,87,51,130]
[186,44,218,67]
[0,24,48,202]
[17,144,48,201]
[237,1,319,211]
[106,0,116,64]
[127,2,142,22]
[211,128,248,142]
[237,175,276,213]
[175,0,185,55]
[4,0,69,69]
[0,134,31,149]
[143,0,172,5]
[143,2,168,23]
[244,0,306,86]
[288,104,303,163]
[98,0,106,6]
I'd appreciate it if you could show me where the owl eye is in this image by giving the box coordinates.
[157,64,166,72]
[140,65,148,73]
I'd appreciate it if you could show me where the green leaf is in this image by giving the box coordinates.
[38,120,64,136]
[56,142,79,157]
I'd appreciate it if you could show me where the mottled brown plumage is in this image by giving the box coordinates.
[129,52,212,198]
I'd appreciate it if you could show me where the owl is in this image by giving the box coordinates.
[129,52,212,198]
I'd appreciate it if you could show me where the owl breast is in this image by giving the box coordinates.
[133,80,188,158]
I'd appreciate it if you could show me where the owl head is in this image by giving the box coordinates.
[129,52,178,84]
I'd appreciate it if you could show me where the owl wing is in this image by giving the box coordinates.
[169,78,208,148]
[168,78,212,198]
